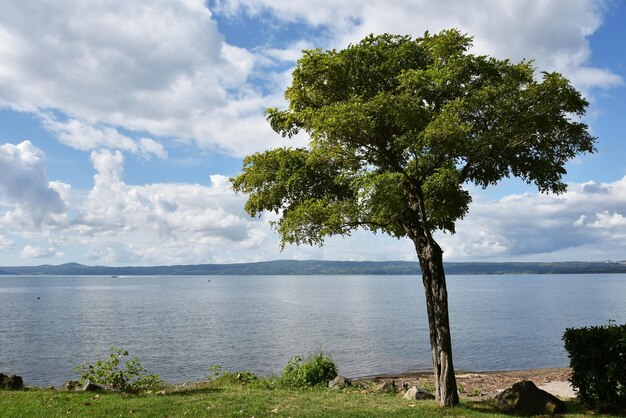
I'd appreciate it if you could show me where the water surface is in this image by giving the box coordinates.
[0,274,624,386]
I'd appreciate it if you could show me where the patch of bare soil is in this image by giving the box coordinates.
[355,367,573,399]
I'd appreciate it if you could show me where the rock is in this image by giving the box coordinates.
[81,379,115,392]
[403,386,436,400]
[0,373,24,390]
[59,380,82,391]
[328,375,351,390]
[399,382,410,395]
[494,380,567,415]
[376,380,396,393]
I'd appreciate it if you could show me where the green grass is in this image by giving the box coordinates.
[0,383,614,418]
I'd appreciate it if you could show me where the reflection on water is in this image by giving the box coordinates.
[0,274,625,386]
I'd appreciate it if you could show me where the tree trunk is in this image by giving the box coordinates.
[415,238,459,407]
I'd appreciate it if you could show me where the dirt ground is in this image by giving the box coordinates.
[357,367,574,399]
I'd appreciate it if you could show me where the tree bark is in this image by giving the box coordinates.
[414,238,459,407]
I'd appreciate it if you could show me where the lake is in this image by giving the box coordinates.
[1,274,625,386]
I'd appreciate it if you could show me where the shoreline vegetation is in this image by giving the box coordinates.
[1,367,607,417]
[2,342,619,416]
[2,260,626,276]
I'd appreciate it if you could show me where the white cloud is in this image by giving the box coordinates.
[588,211,626,229]
[4,140,626,264]
[215,0,622,91]
[0,2,625,265]
[0,0,222,113]
[0,234,14,250]
[1,0,620,160]
[40,115,167,159]
[436,177,626,261]
[0,0,289,157]
[62,149,272,264]
[62,170,626,264]
[0,142,272,264]
[20,245,62,259]
[568,67,624,90]
[0,141,67,226]
[260,40,316,63]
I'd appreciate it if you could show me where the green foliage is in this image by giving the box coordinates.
[466,387,483,397]
[232,29,595,248]
[74,346,162,393]
[207,364,223,380]
[233,30,596,408]
[232,370,259,385]
[279,351,338,388]
[0,384,538,418]
[419,380,436,394]
[563,323,626,412]
[207,365,259,386]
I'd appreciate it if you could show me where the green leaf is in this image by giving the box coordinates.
[232,29,594,245]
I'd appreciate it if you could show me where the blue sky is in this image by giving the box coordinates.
[0,0,625,266]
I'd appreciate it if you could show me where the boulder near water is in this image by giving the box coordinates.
[59,380,82,391]
[0,373,24,390]
[81,379,115,392]
[59,379,115,392]
[494,380,567,415]
[376,380,396,393]
[403,386,436,400]
[328,375,351,390]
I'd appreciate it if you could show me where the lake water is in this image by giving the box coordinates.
[1,274,625,387]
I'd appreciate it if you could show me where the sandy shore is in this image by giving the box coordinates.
[355,367,575,399]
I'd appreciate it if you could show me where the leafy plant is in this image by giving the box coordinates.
[418,380,436,394]
[74,346,162,393]
[563,323,626,412]
[207,364,223,380]
[233,370,258,384]
[232,28,595,407]
[279,351,337,388]
[207,365,259,385]
[467,387,483,397]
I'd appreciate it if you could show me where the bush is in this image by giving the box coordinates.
[563,323,626,412]
[74,346,163,393]
[207,365,259,385]
[279,351,337,388]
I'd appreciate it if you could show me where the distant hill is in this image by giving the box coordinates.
[2,260,626,275]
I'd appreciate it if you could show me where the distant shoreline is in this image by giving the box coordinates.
[2,260,626,276]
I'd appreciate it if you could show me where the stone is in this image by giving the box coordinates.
[81,379,115,392]
[0,373,24,390]
[376,380,396,393]
[398,382,409,395]
[403,386,436,400]
[328,375,351,390]
[494,380,567,415]
[59,380,82,391]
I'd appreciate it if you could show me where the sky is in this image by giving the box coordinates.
[0,0,625,266]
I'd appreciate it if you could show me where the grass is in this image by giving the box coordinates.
[0,381,617,418]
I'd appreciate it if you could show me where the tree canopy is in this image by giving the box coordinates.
[232,29,595,407]
[232,30,595,248]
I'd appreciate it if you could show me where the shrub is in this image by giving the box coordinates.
[279,351,337,388]
[563,323,626,412]
[207,364,223,380]
[74,346,163,393]
[207,365,258,385]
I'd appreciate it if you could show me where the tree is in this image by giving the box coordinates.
[231,30,595,406]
